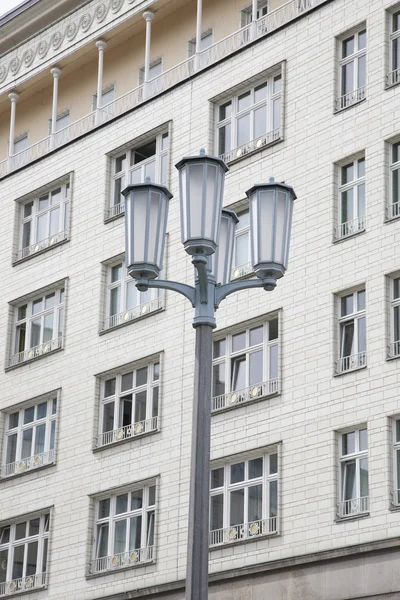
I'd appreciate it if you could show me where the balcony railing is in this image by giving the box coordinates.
[1,449,55,478]
[14,230,68,262]
[8,335,63,367]
[0,573,47,597]
[387,201,400,220]
[336,351,366,374]
[389,341,400,359]
[212,379,279,413]
[97,417,158,447]
[220,129,281,165]
[107,200,125,220]
[90,546,154,574]
[335,86,366,112]
[335,216,365,240]
[0,0,327,178]
[337,496,369,518]
[102,296,164,331]
[209,517,277,547]
[231,261,253,280]
[387,68,400,88]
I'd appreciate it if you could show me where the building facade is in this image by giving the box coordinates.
[0,0,400,598]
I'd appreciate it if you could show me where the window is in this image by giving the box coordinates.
[393,418,400,506]
[209,452,278,546]
[336,28,366,111]
[91,484,156,573]
[388,10,400,87]
[389,141,400,220]
[240,0,268,27]
[188,29,213,56]
[336,157,365,239]
[13,134,28,155]
[109,131,169,219]
[139,58,163,84]
[2,397,57,478]
[212,319,279,412]
[390,277,400,358]
[231,208,252,279]
[337,289,366,373]
[98,361,159,447]
[93,85,115,109]
[338,427,368,518]
[216,73,282,163]
[16,182,70,262]
[103,259,163,331]
[10,286,65,368]
[0,513,49,594]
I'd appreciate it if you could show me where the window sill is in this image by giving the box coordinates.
[99,300,165,335]
[0,575,47,598]
[86,556,155,579]
[389,504,400,512]
[104,209,124,224]
[93,426,160,452]
[212,388,280,415]
[333,228,365,244]
[12,236,69,266]
[334,97,366,114]
[220,131,282,166]
[385,212,400,224]
[6,341,63,371]
[0,460,55,481]
[335,512,369,523]
[334,364,367,377]
[209,530,278,551]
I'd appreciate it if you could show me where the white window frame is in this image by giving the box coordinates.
[188,28,213,56]
[212,318,279,412]
[13,133,28,155]
[109,130,169,220]
[98,361,160,447]
[16,181,70,262]
[336,157,365,240]
[215,72,282,164]
[338,427,368,518]
[209,451,278,547]
[392,418,400,506]
[92,84,115,110]
[139,58,163,84]
[336,289,366,374]
[389,276,400,358]
[336,27,366,111]
[0,513,49,594]
[102,258,164,331]
[240,0,268,27]
[91,484,156,574]
[2,397,57,478]
[389,141,400,220]
[388,9,400,87]
[10,286,65,368]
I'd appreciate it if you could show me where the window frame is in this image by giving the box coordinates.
[92,84,115,110]
[212,317,279,412]
[139,58,163,84]
[209,450,279,547]
[392,418,400,506]
[97,360,160,448]
[336,156,366,240]
[388,9,400,87]
[389,141,400,220]
[389,276,400,358]
[91,483,156,574]
[215,71,282,164]
[231,207,252,279]
[240,0,268,27]
[338,426,369,518]
[13,133,28,155]
[188,28,214,56]
[336,289,366,374]
[336,27,366,112]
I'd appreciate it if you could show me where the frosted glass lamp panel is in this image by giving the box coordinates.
[211,209,237,284]
[275,191,288,265]
[255,189,274,263]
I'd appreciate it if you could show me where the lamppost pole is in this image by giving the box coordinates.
[123,150,296,600]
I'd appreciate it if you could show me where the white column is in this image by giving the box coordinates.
[252,0,258,38]
[95,40,107,124]
[195,0,203,70]
[8,92,19,165]
[50,67,62,149]
[143,11,154,97]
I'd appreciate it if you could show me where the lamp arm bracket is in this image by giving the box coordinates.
[192,255,208,304]
[135,278,196,307]
[214,277,276,308]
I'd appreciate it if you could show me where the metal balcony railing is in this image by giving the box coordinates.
[387,69,400,88]
[14,230,68,262]
[387,201,400,220]
[335,86,366,112]
[0,573,46,597]
[102,297,164,331]
[337,496,369,518]
[8,336,63,367]
[97,417,158,447]
[335,216,365,240]
[107,200,125,220]
[90,546,154,574]
[231,262,253,280]
[336,351,366,374]
[1,449,55,478]
[209,517,277,547]
[220,129,281,164]
[212,379,279,412]
[0,0,328,178]
[389,341,400,359]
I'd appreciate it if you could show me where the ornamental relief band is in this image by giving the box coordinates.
[0,0,141,89]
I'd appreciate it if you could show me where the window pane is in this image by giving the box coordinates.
[219,102,231,121]
[342,431,355,455]
[152,387,159,418]
[342,460,356,500]
[30,318,41,347]
[6,434,17,464]
[232,332,246,352]
[161,133,169,150]
[29,519,40,537]
[269,345,278,380]
[357,183,365,217]
[153,363,160,380]
[34,423,46,454]
[15,522,26,540]
[136,367,148,387]
[235,232,249,266]
[342,36,354,58]
[0,549,8,584]
[110,287,120,316]
[116,494,128,514]
[121,372,133,392]
[213,339,226,358]
[21,428,33,458]
[22,221,31,248]
[394,306,400,343]
[126,280,137,310]
[102,402,114,433]
[149,486,156,506]
[358,54,366,88]
[237,210,250,230]
[360,458,368,497]
[358,158,365,178]
[250,326,263,346]
[99,498,110,519]
[237,113,250,146]
[114,176,125,206]
[32,298,43,315]
[133,141,156,165]
[44,294,55,310]
[273,97,281,130]
[341,189,354,223]
[210,494,223,530]
[230,462,245,483]
[49,208,60,236]
[26,541,38,576]
[42,538,48,572]
[393,169,399,204]
[269,318,278,340]
[43,313,54,342]
[248,457,263,479]
[248,484,262,522]
[39,195,49,211]
[111,264,122,283]
[131,489,143,510]
[270,453,278,474]
[249,350,263,385]
[341,294,353,316]
[231,355,246,391]
[358,317,366,352]
[50,420,56,451]
[9,412,19,429]
[97,524,109,557]
[357,290,365,311]
[129,515,142,550]
[358,30,366,50]
[12,545,24,580]
[24,406,35,424]
[218,124,231,155]
[104,379,116,397]
[36,213,47,242]
[269,480,278,517]
[120,395,132,427]
[342,61,354,94]
[37,402,47,419]
[254,106,266,138]
[213,363,225,397]
[146,511,154,548]
[24,202,33,218]
[394,278,400,300]
[115,154,126,174]
[211,467,224,489]
[238,91,251,112]
[114,520,127,554]
[134,391,147,423]
[273,76,282,94]
[359,428,368,451]
[230,489,244,526]
[161,154,168,185]
[254,83,267,102]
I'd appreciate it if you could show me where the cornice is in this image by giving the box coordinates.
[0,0,154,94]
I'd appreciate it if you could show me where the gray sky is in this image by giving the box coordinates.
[0,0,26,18]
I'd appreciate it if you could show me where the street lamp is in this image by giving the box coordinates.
[123,151,296,600]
